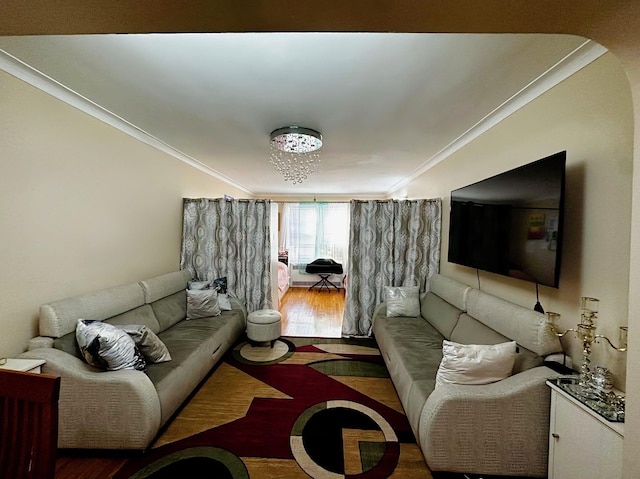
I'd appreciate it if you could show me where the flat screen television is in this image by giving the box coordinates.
[448,151,566,288]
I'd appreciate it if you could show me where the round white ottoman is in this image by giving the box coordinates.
[247,309,282,347]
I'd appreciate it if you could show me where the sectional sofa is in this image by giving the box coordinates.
[19,270,246,450]
[372,273,563,477]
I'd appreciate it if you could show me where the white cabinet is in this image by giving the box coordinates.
[547,380,624,479]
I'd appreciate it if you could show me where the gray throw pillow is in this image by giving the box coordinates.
[186,289,222,319]
[75,319,146,371]
[385,286,420,317]
[118,324,172,363]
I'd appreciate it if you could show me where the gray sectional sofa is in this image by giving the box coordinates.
[20,270,246,450]
[373,273,563,478]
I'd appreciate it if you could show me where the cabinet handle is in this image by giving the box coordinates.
[552,433,560,439]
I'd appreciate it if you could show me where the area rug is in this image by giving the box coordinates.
[113,337,434,478]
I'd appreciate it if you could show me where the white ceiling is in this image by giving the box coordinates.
[0,33,604,197]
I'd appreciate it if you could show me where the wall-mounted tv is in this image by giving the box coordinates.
[448,151,566,288]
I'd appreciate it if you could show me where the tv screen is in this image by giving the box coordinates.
[448,151,566,288]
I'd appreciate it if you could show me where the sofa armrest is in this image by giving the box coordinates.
[419,366,562,477]
[229,296,247,323]
[27,336,54,350]
[19,347,161,450]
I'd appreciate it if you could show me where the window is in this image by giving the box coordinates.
[281,202,350,271]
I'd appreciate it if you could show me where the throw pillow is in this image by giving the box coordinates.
[118,324,172,363]
[217,293,232,311]
[385,286,420,317]
[187,280,211,290]
[435,340,517,387]
[186,289,222,319]
[212,276,228,294]
[75,319,146,371]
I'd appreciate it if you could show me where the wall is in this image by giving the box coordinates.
[394,52,634,389]
[0,71,248,358]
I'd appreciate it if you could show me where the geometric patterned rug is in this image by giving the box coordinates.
[112,337,435,478]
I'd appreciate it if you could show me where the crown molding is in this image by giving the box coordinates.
[386,39,608,196]
[0,49,253,195]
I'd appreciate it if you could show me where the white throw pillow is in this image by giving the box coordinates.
[385,286,420,317]
[217,293,232,311]
[186,289,221,319]
[435,340,517,386]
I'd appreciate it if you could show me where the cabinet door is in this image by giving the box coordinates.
[549,391,623,479]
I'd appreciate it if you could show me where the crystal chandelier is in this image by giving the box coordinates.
[269,126,322,184]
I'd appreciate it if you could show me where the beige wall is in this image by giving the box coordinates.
[0,71,248,358]
[393,52,634,389]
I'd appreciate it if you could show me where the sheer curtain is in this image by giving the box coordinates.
[342,199,441,337]
[281,202,350,273]
[180,198,272,313]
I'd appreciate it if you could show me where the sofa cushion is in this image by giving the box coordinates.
[146,309,246,424]
[385,286,420,317]
[150,291,188,332]
[373,316,444,406]
[435,340,517,386]
[53,331,82,359]
[421,292,463,339]
[75,320,146,371]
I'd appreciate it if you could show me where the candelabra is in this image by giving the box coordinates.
[546,297,628,421]
[546,297,628,387]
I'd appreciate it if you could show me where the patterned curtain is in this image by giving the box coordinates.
[342,199,441,337]
[180,198,272,313]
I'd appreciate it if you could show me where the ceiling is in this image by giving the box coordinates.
[0,33,604,197]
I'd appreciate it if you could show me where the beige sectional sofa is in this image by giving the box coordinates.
[20,270,246,450]
[372,274,563,478]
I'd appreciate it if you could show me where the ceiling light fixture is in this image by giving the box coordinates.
[269,126,322,184]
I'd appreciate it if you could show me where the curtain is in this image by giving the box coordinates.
[180,198,272,313]
[281,202,350,272]
[342,199,441,337]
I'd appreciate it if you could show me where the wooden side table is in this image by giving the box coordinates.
[0,358,46,374]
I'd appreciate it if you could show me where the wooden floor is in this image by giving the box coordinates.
[279,286,345,337]
[53,288,344,478]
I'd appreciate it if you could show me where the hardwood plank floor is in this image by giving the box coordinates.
[279,286,344,338]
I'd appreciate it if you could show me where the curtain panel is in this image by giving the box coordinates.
[181,198,272,313]
[342,199,441,337]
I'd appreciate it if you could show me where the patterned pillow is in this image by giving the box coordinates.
[75,320,146,371]
[212,276,228,294]
[186,289,222,319]
[118,324,172,363]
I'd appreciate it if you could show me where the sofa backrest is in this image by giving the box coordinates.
[40,282,147,338]
[422,274,472,338]
[423,274,562,372]
[39,270,193,341]
[458,288,562,357]
[140,270,192,332]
